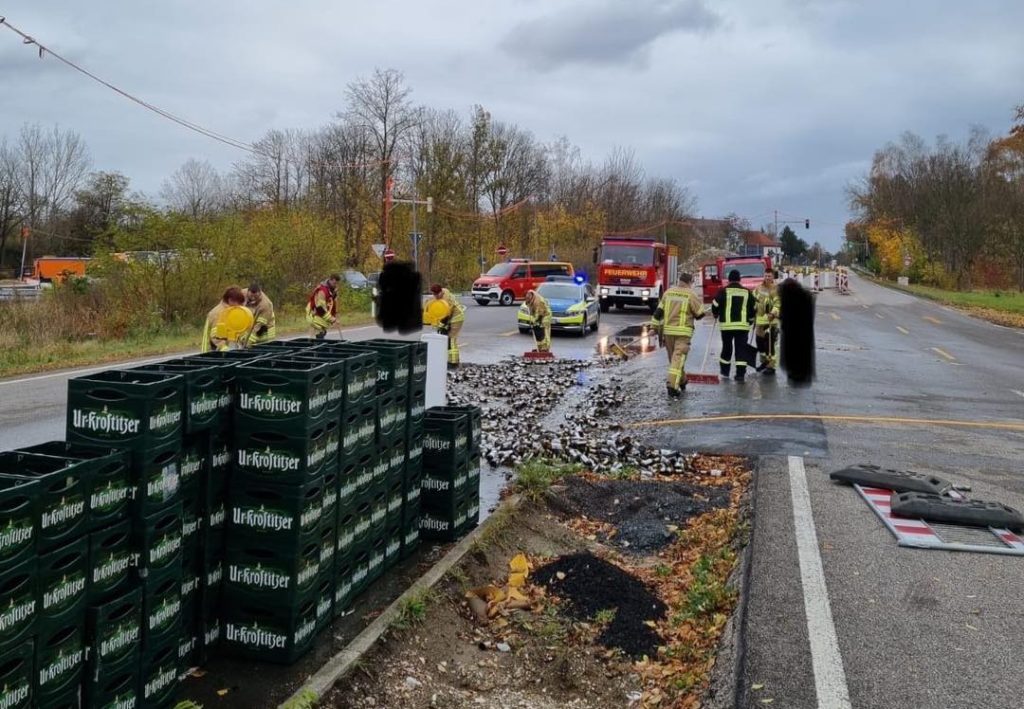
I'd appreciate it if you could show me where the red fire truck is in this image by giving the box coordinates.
[700,255,772,303]
[594,236,678,313]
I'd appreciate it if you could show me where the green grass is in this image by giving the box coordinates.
[594,608,617,625]
[0,310,374,379]
[898,284,1024,315]
[514,459,584,500]
[393,588,436,629]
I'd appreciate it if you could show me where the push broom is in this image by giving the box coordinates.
[686,321,721,385]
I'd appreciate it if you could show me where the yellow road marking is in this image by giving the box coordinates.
[931,347,956,361]
[499,330,519,337]
[830,312,840,321]
[923,315,943,325]
[625,413,1024,433]
[875,312,885,319]
[896,326,910,335]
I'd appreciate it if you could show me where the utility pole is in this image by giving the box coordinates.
[390,194,433,272]
[18,225,29,280]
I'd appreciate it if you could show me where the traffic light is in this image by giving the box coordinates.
[805,219,810,229]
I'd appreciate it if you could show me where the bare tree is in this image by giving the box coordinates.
[345,68,421,242]
[598,147,645,231]
[0,139,23,269]
[162,159,224,219]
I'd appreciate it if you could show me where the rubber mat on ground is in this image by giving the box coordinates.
[856,485,1024,556]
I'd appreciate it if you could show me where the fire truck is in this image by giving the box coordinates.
[594,236,678,312]
[700,255,772,303]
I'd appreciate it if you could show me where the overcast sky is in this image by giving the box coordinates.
[2,0,1023,250]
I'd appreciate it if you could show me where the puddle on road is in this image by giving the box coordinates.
[596,324,660,357]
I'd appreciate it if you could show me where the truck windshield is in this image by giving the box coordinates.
[601,244,655,265]
[729,262,766,279]
[484,263,516,277]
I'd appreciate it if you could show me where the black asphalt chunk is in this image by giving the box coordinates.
[534,552,666,658]
[555,477,730,552]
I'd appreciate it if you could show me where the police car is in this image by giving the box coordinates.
[517,276,600,336]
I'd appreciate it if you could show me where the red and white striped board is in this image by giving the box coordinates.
[855,485,1024,556]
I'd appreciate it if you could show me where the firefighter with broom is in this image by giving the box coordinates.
[711,269,756,381]
[651,272,706,397]
[524,289,553,353]
[753,271,781,375]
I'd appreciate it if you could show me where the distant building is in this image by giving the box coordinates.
[740,231,781,264]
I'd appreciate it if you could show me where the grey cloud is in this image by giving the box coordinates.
[500,0,722,71]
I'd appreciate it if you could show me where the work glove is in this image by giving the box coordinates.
[255,324,268,336]
[314,306,327,317]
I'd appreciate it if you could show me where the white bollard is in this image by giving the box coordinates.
[420,332,448,408]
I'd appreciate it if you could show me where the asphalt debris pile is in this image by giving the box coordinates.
[554,477,731,552]
[534,552,666,659]
[448,359,700,478]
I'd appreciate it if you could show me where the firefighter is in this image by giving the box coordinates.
[651,272,705,397]
[753,271,781,375]
[430,283,466,368]
[524,289,552,352]
[243,282,276,346]
[201,286,246,353]
[306,274,340,340]
[711,269,756,381]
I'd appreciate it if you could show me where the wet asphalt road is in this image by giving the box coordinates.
[617,273,1024,709]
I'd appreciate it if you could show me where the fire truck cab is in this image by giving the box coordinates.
[700,255,772,303]
[594,237,677,313]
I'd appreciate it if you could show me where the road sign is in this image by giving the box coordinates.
[496,244,508,257]
[371,243,386,258]
[383,248,396,262]
[903,255,911,268]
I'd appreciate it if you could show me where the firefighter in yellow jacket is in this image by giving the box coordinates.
[430,283,466,368]
[524,290,552,352]
[201,286,246,353]
[753,271,781,375]
[651,272,706,397]
[243,282,276,346]
[306,274,340,340]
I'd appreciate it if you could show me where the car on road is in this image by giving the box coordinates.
[472,259,574,306]
[343,270,370,290]
[517,277,600,336]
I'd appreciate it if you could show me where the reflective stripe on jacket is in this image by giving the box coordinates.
[712,285,755,332]
[652,286,703,337]
[528,294,552,323]
[754,286,780,327]
[441,288,466,323]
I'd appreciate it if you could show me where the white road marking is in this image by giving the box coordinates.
[0,326,380,388]
[896,326,910,335]
[923,315,943,325]
[931,347,956,362]
[1013,390,1024,400]
[875,312,885,319]
[788,455,853,709]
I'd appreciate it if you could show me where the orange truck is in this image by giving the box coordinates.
[700,255,772,303]
[32,257,91,283]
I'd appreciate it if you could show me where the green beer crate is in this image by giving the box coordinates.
[89,519,135,604]
[227,474,324,551]
[420,463,468,516]
[133,359,230,433]
[340,404,377,465]
[321,468,339,523]
[315,575,333,633]
[38,537,88,629]
[0,477,38,574]
[463,493,480,534]
[383,438,406,488]
[271,353,345,415]
[178,630,201,674]
[200,542,224,625]
[223,539,322,608]
[333,555,354,617]
[34,619,86,705]
[85,658,138,709]
[181,484,203,572]
[136,504,183,584]
[0,558,36,652]
[318,520,337,578]
[200,615,221,665]
[384,522,402,570]
[66,369,184,450]
[316,345,377,407]
[401,515,420,559]
[0,640,33,709]
[205,434,230,533]
[138,634,180,708]
[87,586,142,677]
[349,547,370,597]
[369,454,389,498]
[16,441,131,531]
[38,687,80,709]
[341,446,375,500]
[141,572,183,649]
[222,595,318,664]
[254,337,324,350]
[326,342,400,396]
[336,505,356,564]
[366,535,386,585]
[364,338,419,391]
[0,453,89,551]
[132,438,181,519]
[338,464,358,515]
[350,496,372,553]
[180,565,202,629]
[418,506,465,543]
[233,358,335,431]
[179,432,210,494]
[409,383,426,424]
[468,453,482,492]
[368,487,388,541]
[422,410,470,470]
[432,405,483,455]
[386,478,403,529]
[403,462,422,527]
[376,391,404,446]
[234,418,339,485]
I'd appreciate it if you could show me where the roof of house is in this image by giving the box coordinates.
[742,231,780,247]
